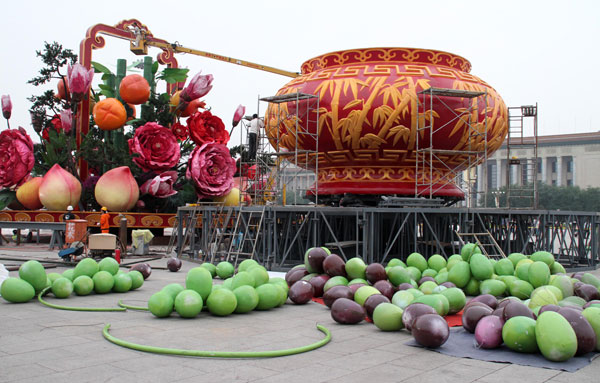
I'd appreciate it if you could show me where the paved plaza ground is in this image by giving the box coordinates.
[1,244,599,383]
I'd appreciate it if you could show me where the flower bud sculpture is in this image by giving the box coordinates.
[0,127,34,188]
[180,72,213,102]
[232,104,245,128]
[59,109,73,134]
[38,164,82,210]
[16,177,44,210]
[140,171,178,198]
[94,166,139,212]
[67,63,94,102]
[2,95,12,119]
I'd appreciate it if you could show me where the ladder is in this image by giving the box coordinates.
[226,206,266,268]
[454,230,506,260]
[176,203,202,259]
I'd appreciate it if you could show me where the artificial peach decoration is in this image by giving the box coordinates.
[212,187,241,206]
[94,166,139,212]
[16,177,43,210]
[38,164,82,210]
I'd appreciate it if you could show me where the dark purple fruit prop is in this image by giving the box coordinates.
[468,294,498,309]
[474,315,504,349]
[322,254,347,277]
[130,263,151,280]
[462,304,493,333]
[502,301,536,322]
[331,298,365,324]
[289,280,314,304]
[558,307,597,355]
[412,314,450,348]
[364,294,390,319]
[285,268,309,287]
[166,257,182,272]
[308,274,330,298]
[307,247,328,274]
[323,285,354,308]
[373,280,395,300]
[402,303,437,332]
[575,284,600,302]
[365,263,387,284]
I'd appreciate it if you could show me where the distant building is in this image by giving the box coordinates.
[483,131,600,190]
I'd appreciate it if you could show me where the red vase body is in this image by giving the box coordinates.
[266,48,508,198]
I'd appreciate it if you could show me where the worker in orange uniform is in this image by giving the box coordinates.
[99,207,110,234]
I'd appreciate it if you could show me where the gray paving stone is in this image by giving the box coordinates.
[473,363,561,383]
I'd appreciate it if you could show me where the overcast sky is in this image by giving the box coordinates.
[1,0,598,148]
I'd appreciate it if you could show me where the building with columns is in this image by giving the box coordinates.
[483,131,600,190]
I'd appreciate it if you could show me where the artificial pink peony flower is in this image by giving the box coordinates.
[181,72,213,102]
[0,127,34,188]
[128,122,181,172]
[140,171,178,198]
[188,110,229,145]
[67,63,94,102]
[186,143,236,199]
[1,95,11,119]
[232,104,245,127]
[60,109,73,134]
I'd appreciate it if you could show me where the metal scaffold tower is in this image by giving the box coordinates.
[256,92,319,206]
[506,104,538,209]
[415,87,489,208]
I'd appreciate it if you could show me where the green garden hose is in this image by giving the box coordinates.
[117,300,149,311]
[103,323,331,358]
[38,287,126,312]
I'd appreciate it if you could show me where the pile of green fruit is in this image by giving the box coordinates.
[1,258,144,303]
[147,259,288,319]
[284,244,600,362]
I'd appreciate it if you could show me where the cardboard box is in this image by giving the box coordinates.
[88,233,117,250]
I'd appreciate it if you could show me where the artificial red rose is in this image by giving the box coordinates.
[128,122,181,172]
[42,115,63,142]
[0,127,35,188]
[186,143,236,198]
[140,171,178,198]
[187,110,229,145]
[171,122,188,141]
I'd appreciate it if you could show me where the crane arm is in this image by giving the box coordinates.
[143,40,300,78]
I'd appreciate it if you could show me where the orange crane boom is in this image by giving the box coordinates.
[139,39,300,78]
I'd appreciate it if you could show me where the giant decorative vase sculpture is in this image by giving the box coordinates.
[265,48,508,198]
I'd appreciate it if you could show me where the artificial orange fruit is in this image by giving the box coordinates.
[93,98,127,131]
[56,77,70,101]
[119,74,150,105]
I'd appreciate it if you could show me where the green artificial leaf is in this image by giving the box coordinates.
[97,84,115,98]
[0,189,17,210]
[125,118,143,126]
[158,68,189,83]
[91,61,113,75]
[152,61,159,75]
[158,93,171,103]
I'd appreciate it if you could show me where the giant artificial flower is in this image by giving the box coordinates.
[186,143,236,199]
[188,110,229,145]
[232,104,245,127]
[2,95,12,119]
[140,171,178,198]
[128,122,181,172]
[0,127,35,188]
[171,122,188,141]
[67,63,94,102]
[181,72,213,102]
